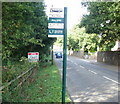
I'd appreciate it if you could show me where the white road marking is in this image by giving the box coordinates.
[89,70,97,74]
[68,58,119,84]
[79,59,90,63]
[103,76,120,84]
[68,60,73,63]
[79,65,85,69]
[67,58,70,61]
[67,59,78,66]
[74,63,77,65]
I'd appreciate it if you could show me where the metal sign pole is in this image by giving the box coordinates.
[51,43,53,65]
[62,7,67,104]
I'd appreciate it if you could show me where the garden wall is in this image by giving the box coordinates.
[71,51,84,58]
[97,51,120,66]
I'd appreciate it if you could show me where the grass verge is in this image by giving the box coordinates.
[20,62,71,102]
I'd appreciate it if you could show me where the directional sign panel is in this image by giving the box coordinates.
[48,23,64,29]
[48,35,63,37]
[48,7,64,37]
[49,18,64,23]
[48,29,64,35]
[49,8,64,18]
[50,8,63,13]
[49,14,64,18]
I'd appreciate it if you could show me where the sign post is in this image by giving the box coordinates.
[62,7,67,104]
[51,44,54,65]
[48,7,67,104]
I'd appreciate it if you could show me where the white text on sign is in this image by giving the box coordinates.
[49,29,63,35]
[48,23,64,29]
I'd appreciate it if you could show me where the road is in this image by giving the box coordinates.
[54,55,119,102]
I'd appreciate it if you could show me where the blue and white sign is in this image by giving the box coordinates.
[49,8,64,18]
[50,8,63,13]
[49,18,64,23]
[48,29,64,35]
[48,8,64,37]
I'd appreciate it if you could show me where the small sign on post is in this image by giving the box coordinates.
[28,52,39,62]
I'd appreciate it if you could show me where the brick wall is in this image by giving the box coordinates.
[70,51,97,60]
[71,51,84,58]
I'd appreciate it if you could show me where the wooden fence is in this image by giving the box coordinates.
[0,65,36,91]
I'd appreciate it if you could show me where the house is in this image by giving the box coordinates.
[111,40,120,51]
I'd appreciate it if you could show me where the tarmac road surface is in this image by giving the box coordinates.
[54,55,119,103]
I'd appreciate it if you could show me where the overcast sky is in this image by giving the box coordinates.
[44,0,88,30]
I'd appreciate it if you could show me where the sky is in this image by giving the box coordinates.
[44,0,88,30]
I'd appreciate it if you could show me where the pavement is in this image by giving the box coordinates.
[80,58,119,72]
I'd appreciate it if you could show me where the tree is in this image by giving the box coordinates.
[80,2,120,51]
[2,2,56,60]
[68,25,99,53]
[54,37,63,47]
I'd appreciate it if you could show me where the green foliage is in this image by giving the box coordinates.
[68,25,99,53]
[2,57,34,84]
[2,62,71,102]
[2,61,39,102]
[80,2,120,51]
[54,37,63,47]
[2,2,56,61]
